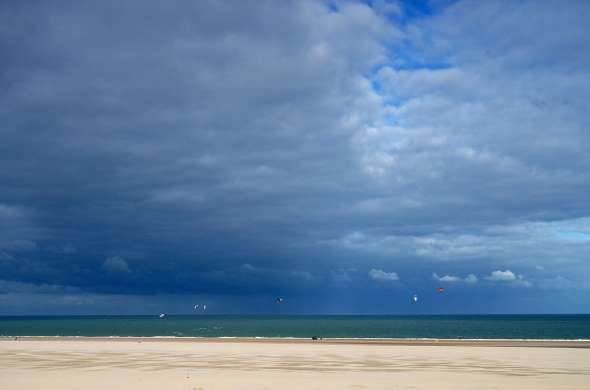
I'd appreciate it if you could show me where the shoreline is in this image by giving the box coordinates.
[3,337,590,389]
[3,335,590,348]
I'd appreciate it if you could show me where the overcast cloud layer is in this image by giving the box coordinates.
[1,0,589,314]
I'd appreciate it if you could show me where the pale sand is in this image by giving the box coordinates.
[1,338,589,389]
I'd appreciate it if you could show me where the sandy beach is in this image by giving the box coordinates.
[1,338,589,389]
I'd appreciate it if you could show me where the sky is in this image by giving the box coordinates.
[1,0,589,315]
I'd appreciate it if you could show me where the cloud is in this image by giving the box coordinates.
[484,270,531,287]
[328,218,590,275]
[0,0,589,313]
[464,274,478,284]
[433,273,461,282]
[484,270,516,282]
[102,256,130,273]
[433,273,478,284]
[358,0,590,233]
[368,268,399,282]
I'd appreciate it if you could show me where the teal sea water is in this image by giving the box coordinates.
[1,315,589,339]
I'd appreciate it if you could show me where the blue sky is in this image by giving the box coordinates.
[1,0,589,315]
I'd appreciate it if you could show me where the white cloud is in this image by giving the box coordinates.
[484,270,516,282]
[464,274,478,284]
[102,256,130,273]
[368,268,399,282]
[433,273,461,282]
[433,272,478,284]
[484,270,531,287]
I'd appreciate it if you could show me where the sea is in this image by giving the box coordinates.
[1,315,589,339]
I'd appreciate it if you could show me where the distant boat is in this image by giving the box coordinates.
[412,294,418,303]
[159,313,166,319]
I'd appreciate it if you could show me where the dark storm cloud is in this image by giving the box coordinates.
[1,0,589,314]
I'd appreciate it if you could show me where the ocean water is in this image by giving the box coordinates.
[1,315,589,339]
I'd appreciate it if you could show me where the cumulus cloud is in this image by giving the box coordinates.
[368,269,399,282]
[433,273,478,284]
[484,270,516,282]
[433,273,461,282]
[464,274,478,284]
[484,270,531,287]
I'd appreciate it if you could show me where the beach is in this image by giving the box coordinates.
[1,337,589,389]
